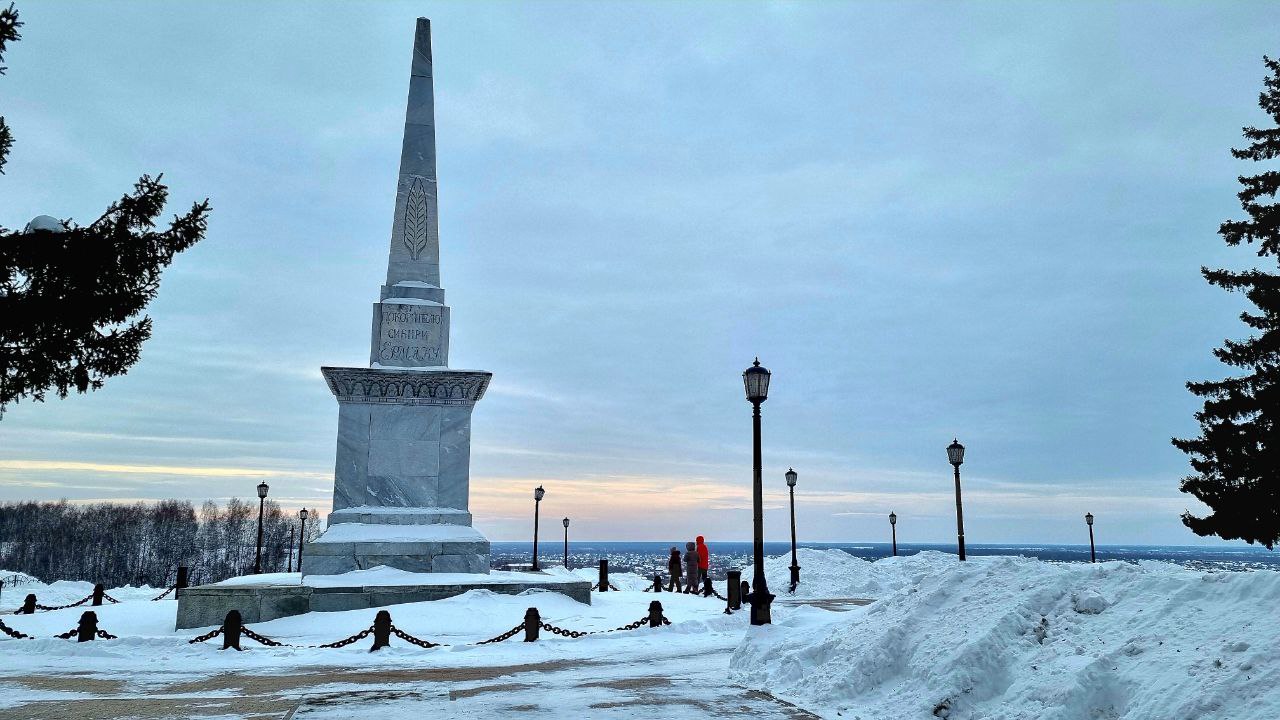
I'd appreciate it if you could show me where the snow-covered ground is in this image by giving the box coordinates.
[2,550,1277,719]
[733,550,1280,719]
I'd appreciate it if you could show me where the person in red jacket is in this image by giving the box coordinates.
[695,535,710,592]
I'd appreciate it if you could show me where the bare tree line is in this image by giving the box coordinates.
[0,499,324,586]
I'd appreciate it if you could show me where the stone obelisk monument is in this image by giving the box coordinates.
[173,20,591,628]
[305,18,493,576]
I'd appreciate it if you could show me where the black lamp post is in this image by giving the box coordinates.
[532,485,545,570]
[743,358,774,625]
[947,439,966,561]
[1085,512,1096,563]
[297,508,309,574]
[889,511,898,556]
[785,468,800,591]
[253,481,269,574]
[563,517,570,568]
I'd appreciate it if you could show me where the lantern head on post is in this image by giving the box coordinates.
[562,517,570,528]
[257,481,270,499]
[889,511,897,526]
[534,485,545,502]
[946,439,965,467]
[743,358,771,404]
[785,468,797,487]
[1085,512,1094,526]
[299,508,309,521]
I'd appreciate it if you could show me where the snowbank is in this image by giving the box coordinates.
[743,547,904,599]
[1,570,167,609]
[731,551,1280,719]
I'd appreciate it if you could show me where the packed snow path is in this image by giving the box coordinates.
[0,571,835,719]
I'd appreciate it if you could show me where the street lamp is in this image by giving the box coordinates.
[297,508,309,574]
[253,481,269,574]
[1085,512,1096,563]
[947,438,966,561]
[532,485,545,571]
[785,468,799,591]
[563,517,571,568]
[743,358,774,625]
[889,511,898,556]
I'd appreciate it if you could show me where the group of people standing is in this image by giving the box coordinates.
[667,535,709,593]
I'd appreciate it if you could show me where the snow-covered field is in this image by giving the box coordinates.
[2,550,1276,719]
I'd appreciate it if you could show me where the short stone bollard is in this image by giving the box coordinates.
[19,593,36,615]
[740,580,750,609]
[523,608,541,642]
[92,583,106,607]
[647,600,664,628]
[598,559,609,592]
[727,569,742,610]
[76,611,99,642]
[222,609,244,651]
[652,574,663,592]
[176,566,189,590]
[370,609,392,652]
[702,574,714,597]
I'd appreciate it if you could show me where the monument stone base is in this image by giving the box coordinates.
[174,568,593,630]
[303,519,491,575]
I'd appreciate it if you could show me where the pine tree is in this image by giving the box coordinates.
[1174,56,1280,548]
[0,4,211,416]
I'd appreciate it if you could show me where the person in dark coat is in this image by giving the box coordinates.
[683,541,699,593]
[666,546,683,592]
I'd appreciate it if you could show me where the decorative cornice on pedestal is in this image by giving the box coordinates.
[321,366,491,405]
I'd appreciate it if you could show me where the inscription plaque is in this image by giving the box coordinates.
[374,302,448,367]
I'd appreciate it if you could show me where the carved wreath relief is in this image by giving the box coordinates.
[402,177,431,261]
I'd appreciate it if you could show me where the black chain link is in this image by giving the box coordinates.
[390,624,444,648]
[53,627,78,639]
[241,626,287,647]
[151,586,176,602]
[314,626,372,649]
[102,593,120,604]
[187,627,222,644]
[35,594,92,611]
[95,629,117,640]
[476,622,525,645]
[709,588,728,601]
[0,618,30,639]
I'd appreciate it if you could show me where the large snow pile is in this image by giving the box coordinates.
[0,570,165,609]
[743,547,908,599]
[731,551,1280,719]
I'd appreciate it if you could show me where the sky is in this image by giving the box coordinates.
[1,1,1277,546]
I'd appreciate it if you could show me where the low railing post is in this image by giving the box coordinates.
[370,609,392,652]
[19,594,35,614]
[740,580,750,609]
[702,574,713,597]
[524,608,540,642]
[653,573,663,592]
[598,559,609,592]
[648,600,663,628]
[727,569,742,610]
[76,611,98,642]
[91,583,105,607]
[222,610,243,651]
[177,566,189,590]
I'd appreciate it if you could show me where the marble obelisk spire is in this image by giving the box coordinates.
[371,18,449,368]
[311,18,493,576]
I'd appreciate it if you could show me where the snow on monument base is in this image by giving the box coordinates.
[302,519,491,575]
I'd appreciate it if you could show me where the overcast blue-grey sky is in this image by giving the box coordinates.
[1,1,1276,544]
